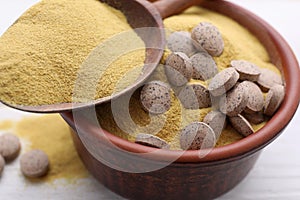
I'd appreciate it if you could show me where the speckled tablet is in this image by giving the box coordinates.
[178,83,211,109]
[0,133,21,161]
[191,22,224,57]
[140,81,171,115]
[167,31,198,57]
[257,68,283,92]
[208,68,239,96]
[180,122,215,150]
[231,60,261,81]
[135,133,170,149]
[20,149,49,178]
[165,52,192,86]
[190,52,218,81]
[243,111,265,125]
[0,155,5,175]
[219,83,248,117]
[203,110,227,138]
[229,114,254,137]
[240,81,264,113]
[264,84,285,116]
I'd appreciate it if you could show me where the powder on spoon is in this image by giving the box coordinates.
[0,0,145,106]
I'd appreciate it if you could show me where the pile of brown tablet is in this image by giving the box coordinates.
[136,22,284,151]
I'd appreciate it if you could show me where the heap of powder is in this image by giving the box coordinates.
[97,7,273,149]
[0,0,145,106]
[0,115,88,183]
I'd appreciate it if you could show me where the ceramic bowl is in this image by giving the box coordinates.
[61,1,300,199]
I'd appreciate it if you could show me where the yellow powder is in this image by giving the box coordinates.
[0,0,145,106]
[97,7,275,149]
[0,120,13,130]
[15,115,88,183]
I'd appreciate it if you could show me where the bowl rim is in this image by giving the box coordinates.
[61,0,300,163]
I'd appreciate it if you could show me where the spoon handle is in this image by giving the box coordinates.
[152,0,206,19]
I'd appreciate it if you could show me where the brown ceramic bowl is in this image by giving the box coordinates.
[61,1,300,200]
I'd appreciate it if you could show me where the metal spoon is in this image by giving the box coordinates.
[0,0,205,113]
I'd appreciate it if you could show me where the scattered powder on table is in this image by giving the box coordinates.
[0,115,88,183]
[0,0,145,106]
[16,115,88,183]
[97,7,272,149]
[0,120,13,130]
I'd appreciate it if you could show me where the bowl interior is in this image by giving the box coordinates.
[62,0,300,163]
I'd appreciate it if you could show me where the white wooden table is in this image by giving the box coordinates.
[0,1,300,199]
